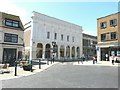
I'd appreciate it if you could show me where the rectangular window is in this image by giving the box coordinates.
[83,39,88,46]
[72,37,74,42]
[61,34,63,41]
[13,21,19,27]
[67,35,69,41]
[54,33,57,40]
[100,22,107,29]
[111,32,117,40]
[4,33,18,43]
[5,19,19,28]
[47,32,50,39]
[5,19,12,26]
[110,19,117,27]
[101,33,106,41]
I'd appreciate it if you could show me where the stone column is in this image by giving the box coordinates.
[75,47,77,59]
[70,47,72,59]
[97,47,101,62]
[64,46,66,59]
[42,44,45,59]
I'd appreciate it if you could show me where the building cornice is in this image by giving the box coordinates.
[97,12,120,20]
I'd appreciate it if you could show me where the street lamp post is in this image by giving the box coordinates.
[14,60,17,76]
[52,41,57,63]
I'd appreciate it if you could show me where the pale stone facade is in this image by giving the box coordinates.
[24,11,83,60]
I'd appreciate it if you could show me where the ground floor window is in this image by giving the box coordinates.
[3,48,17,66]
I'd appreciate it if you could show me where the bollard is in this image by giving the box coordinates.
[14,61,17,76]
[78,59,80,64]
[39,59,41,69]
[47,59,49,65]
[51,59,52,64]
[30,60,33,72]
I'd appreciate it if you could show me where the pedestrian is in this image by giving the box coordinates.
[82,54,85,61]
[95,56,97,63]
[93,56,97,64]
[110,55,115,65]
[93,56,95,64]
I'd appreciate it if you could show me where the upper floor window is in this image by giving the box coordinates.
[83,39,88,46]
[110,32,117,40]
[100,22,107,29]
[5,19,19,28]
[61,34,63,41]
[47,32,50,39]
[101,33,106,41]
[67,35,69,41]
[72,37,74,42]
[54,33,57,40]
[4,33,18,43]
[110,19,117,27]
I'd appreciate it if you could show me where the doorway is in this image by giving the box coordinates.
[101,48,109,61]
[3,48,17,66]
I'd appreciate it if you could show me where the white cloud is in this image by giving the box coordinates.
[0,0,29,24]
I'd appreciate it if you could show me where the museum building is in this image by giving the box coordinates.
[24,11,83,60]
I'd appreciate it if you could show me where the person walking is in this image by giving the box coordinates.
[82,54,85,61]
[110,55,115,65]
[93,56,97,64]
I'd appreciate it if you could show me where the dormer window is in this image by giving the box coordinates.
[5,18,19,28]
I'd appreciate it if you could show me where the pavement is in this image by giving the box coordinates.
[0,61,59,81]
[0,60,119,81]
[73,60,119,67]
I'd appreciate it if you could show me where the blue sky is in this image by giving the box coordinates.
[0,1,118,36]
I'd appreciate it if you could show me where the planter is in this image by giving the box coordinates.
[23,65,31,71]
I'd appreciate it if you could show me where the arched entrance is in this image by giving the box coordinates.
[36,43,43,58]
[55,45,58,58]
[76,47,80,58]
[72,46,75,59]
[60,45,64,58]
[45,44,51,58]
[66,46,70,58]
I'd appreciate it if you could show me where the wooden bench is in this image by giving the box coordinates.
[0,64,10,74]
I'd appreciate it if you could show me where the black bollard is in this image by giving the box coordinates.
[31,60,33,72]
[47,59,49,65]
[39,59,41,69]
[14,61,17,76]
